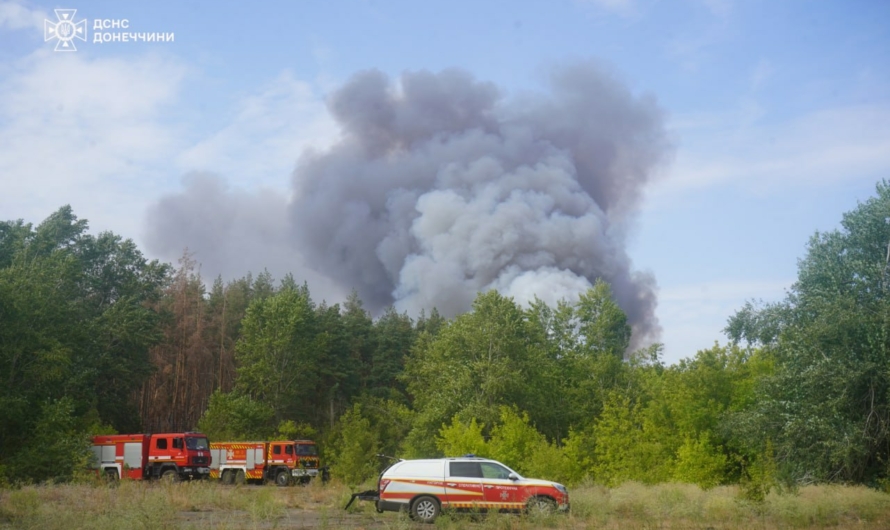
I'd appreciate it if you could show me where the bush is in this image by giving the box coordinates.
[326,404,380,487]
[4,398,92,484]
[436,416,488,457]
[673,433,728,488]
[740,439,778,503]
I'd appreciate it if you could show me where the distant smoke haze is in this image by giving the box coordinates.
[146,63,671,346]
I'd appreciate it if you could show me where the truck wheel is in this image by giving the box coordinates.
[221,470,234,485]
[411,496,440,523]
[275,469,291,487]
[104,469,119,485]
[235,470,246,485]
[526,496,556,516]
[160,469,180,484]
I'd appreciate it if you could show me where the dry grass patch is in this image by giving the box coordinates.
[2,480,889,529]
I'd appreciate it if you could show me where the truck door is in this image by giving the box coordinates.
[283,443,295,468]
[172,437,185,466]
[446,462,484,509]
[479,461,519,507]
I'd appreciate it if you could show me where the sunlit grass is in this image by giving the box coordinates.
[1,479,889,529]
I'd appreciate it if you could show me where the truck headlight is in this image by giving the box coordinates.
[554,483,568,495]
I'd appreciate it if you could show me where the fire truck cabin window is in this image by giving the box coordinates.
[295,444,317,456]
[173,438,183,450]
[285,445,294,455]
[156,438,167,450]
[273,445,282,455]
[186,437,209,450]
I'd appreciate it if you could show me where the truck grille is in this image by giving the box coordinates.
[192,456,209,465]
[300,458,318,468]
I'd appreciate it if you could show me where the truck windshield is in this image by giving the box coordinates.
[186,437,209,450]
[295,444,317,456]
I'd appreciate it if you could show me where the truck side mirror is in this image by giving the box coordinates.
[508,472,519,481]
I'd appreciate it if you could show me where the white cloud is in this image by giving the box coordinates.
[648,103,890,206]
[0,14,337,246]
[0,49,187,238]
[657,279,791,363]
[175,70,338,190]
[0,0,44,32]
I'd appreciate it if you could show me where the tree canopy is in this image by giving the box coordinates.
[4,184,890,489]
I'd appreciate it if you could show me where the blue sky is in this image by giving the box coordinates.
[1,0,888,363]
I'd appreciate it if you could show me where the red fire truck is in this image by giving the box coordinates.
[209,439,321,486]
[91,432,212,481]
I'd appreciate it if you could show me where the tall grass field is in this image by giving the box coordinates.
[1,479,889,529]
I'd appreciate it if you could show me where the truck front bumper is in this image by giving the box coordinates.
[181,467,211,476]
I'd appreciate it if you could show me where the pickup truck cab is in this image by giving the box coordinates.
[359,456,569,523]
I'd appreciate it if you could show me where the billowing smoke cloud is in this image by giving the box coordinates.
[146,63,670,345]
[289,64,669,343]
[144,173,346,301]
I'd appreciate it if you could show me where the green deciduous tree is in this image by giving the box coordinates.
[326,403,380,487]
[727,181,890,484]
[403,291,539,455]
[436,417,488,457]
[673,432,728,488]
[592,390,674,486]
[0,207,168,482]
[196,390,275,441]
[524,280,633,442]
[487,407,569,482]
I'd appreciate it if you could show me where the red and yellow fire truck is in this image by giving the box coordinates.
[90,432,212,481]
[209,439,322,486]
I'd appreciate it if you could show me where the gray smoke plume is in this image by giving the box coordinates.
[289,64,669,343]
[144,173,345,300]
[145,63,670,345]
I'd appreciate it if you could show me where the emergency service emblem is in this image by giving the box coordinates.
[44,9,87,51]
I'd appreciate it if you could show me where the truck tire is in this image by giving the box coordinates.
[235,470,246,485]
[221,470,235,485]
[160,469,180,484]
[275,469,291,487]
[526,496,556,515]
[104,468,119,486]
[411,496,440,523]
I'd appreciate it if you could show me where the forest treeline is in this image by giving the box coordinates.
[2,183,890,492]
